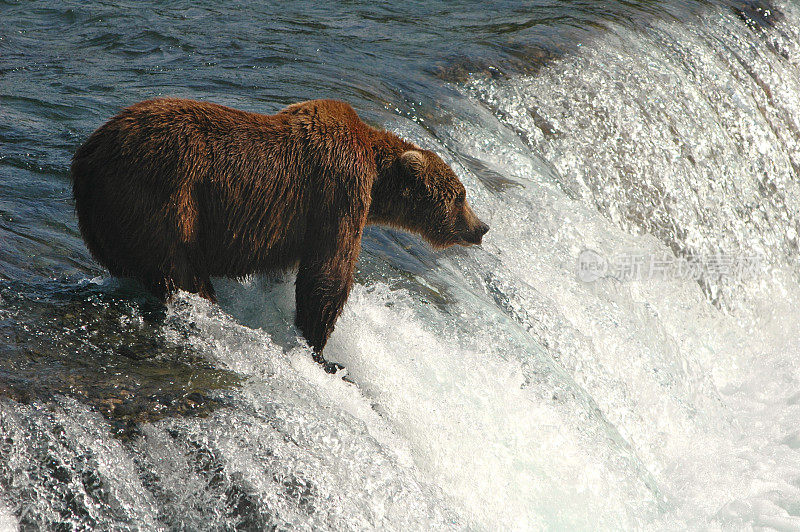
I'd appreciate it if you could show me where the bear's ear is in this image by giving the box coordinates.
[400,150,426,175]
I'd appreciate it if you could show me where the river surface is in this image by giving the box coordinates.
[2,0,800,529]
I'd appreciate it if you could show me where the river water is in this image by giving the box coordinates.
[2,0,800,529]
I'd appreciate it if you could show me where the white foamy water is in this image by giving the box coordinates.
[3,1,800,530]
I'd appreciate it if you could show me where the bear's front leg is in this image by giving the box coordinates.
[294,161,371,372]
[294,236,361,373]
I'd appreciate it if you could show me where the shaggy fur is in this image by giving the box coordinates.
[71,98,488,364]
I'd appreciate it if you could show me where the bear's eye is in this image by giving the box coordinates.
[454,191,466,207]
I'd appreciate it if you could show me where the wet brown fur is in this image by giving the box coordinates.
[71,98,488,356]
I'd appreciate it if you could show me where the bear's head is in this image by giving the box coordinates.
[370,149,489,249]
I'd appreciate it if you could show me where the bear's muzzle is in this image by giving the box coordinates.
[461,221,489,246]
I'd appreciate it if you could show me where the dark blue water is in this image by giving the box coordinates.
[0,0,779,283]
[2,0,800,529]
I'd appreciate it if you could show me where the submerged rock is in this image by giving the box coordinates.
[0,282,240,439]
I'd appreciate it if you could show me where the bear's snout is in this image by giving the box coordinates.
[462,221,489,246]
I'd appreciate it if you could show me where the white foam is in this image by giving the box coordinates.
[141,7,800,524]
[6,2,800,529]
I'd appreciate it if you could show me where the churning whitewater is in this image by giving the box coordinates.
[2,0,800,529]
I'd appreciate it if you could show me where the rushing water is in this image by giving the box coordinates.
[2,0,800,529]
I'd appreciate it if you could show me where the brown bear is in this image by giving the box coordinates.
[71,98,488,369]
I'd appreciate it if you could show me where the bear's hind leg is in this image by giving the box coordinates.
[141,275,172,302]
[170,247,217,303]
[146,272,214,303]
[195,278,216,303]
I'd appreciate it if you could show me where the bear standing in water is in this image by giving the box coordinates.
[71,98,489,369]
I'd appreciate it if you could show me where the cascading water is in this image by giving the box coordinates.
[1,0,800,529]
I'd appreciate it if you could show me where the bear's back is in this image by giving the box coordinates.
[71,97,377,284]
